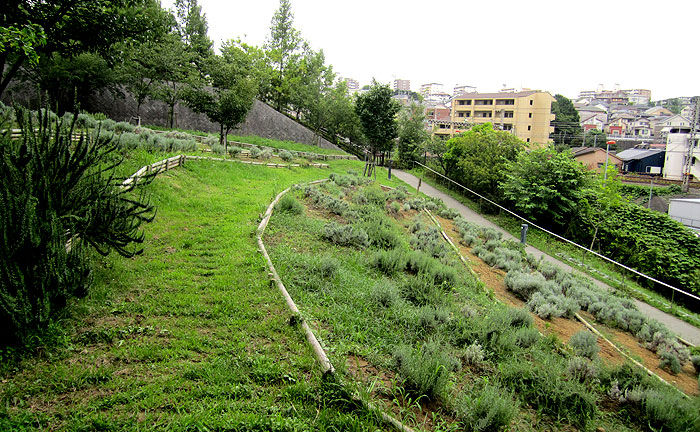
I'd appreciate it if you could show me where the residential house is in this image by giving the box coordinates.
[581,114,605,131]
[571,147,623,172]
[616,148,665,174]
[448,90,555,146]
[644,106,673,117]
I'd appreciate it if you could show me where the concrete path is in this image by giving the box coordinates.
[393,169,700,346]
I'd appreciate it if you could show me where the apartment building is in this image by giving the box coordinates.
[342,77,360,93]
[393,79,411,92]
[449,90,555,145]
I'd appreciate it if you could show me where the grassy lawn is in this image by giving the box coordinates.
[0,159,398,431]
[409,167,700,329]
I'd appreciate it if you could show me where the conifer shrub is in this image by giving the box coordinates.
[322,223,369,248]
[387,186,407,201]
[278,150,293,162]
[228,146,242,157]
[250,147,261,158]
[500,354,597,429]
[514,327,540,348]
[462,342,485,366]
[211,144,225,155]
[114,121,135,133]
[504,270,547,299]
[371,281,401,308]
[276,194,304,215]
[99,118,116,130]
[400,275,443,306]
[453,383,517,432]
[393,341,459,401]
[437,207,459,219]
[569,331,599,360]
[0,107,155,344]
[658,350,682,375]
[691,355,700,372]
[567,357,599,383]
[370,249,406,275]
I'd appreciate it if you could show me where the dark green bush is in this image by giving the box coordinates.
[276,194,304,215]
[0,108,155,344]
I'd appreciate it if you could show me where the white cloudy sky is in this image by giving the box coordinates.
[161,0,700,101]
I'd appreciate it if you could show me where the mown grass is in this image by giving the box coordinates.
[0,159,394,431]
[409,167,700,329]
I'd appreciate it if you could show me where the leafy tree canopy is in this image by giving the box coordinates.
[500,146,590,231]
[354,80,400,155]
[443,122,525,199]
[552,94,582,146]
[396,102,428,168]
[1,0,170,98]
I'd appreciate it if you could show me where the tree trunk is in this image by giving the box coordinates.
[0,57,25,99]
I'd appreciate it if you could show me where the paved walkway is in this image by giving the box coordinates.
[393,169,700,345]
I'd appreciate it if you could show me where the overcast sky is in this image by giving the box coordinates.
[161,0,700,101]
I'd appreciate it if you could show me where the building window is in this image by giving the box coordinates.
[527,138,531,143]
[458,100,472,105]
[504,111,514,118]
[475,99,493,105]
[457,112,464,118]
[475,111,492,118]
[528,113,532,118]
[527,125,531,131]
[496,99,515,105]
[502,124,513,131]
[529,100,533,105]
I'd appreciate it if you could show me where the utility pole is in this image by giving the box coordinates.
[682,96,700,192]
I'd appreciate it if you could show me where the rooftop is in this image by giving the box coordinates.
[616,148,664,161]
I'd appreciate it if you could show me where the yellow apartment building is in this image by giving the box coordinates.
[449,90,556,146]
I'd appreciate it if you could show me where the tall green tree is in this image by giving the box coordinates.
[183,42,258,148]
[174,0,213,72]
[396,102,429,168]
[1,0,170,100]
[500,146,590,231]
[355,80,400,165]
[552,94,582,146]
[148,32,193,128]
[265,0,305,111]
[443,123,524,199]
[583,128,607,147]
[319,80,363,147]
